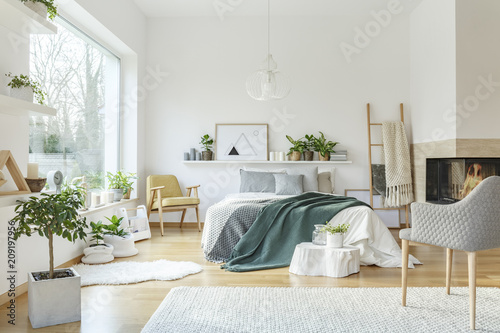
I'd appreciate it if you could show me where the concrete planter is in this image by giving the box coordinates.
[81,244,114,264]
[28,267,81,329]
[289,151,301,161]
[326,233,344,248]
[109,188,123,201]
[9,86,34,103]
[104,234,138,257]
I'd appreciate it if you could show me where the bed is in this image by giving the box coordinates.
[201,166,420,269]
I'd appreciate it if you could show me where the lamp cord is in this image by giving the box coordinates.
[267,0,270,71]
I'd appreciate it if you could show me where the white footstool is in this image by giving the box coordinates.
[289,243,360,278]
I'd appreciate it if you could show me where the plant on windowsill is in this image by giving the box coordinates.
[303,134,316,161]
[81,220,114,264]
[11,188,88,328]
[20,0,58,20]
[200,134,214,161]
[322,223,350,248]
[103,215,138,257]
[106,170,138,200]
[5,72,46,105]
[286,135,305,161]
[313,131,339,161]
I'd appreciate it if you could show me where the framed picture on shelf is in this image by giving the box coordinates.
[215,124,268,161]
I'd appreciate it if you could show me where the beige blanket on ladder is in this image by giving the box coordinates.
[382,121,414,207]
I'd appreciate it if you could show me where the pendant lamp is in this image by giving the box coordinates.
[246,0,291,101]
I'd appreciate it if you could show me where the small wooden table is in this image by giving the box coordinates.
[289,243,360,278]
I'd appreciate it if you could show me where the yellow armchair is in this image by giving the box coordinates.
[146,175,201,236]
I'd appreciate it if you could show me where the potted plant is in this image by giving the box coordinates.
[106,170,137,201]
[322,223,350,248]
[5,72,46,105]
[286,135,305,161]
[200,134,214,161]
[103,215,138,257]
[303,134,316,161]
[11,188,88,328]
[81,220,114,264]
[314,131,339,161]
[20,0,58,20]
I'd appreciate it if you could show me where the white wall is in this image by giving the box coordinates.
[145,12,411,222]
[455,0,500,139]
[409,0,456,144]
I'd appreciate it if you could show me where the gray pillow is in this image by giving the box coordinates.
[274,174,304,195]
[240,170,277,193]
[286,166,318,192]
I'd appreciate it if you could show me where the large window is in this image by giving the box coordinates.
[29,17,120,189]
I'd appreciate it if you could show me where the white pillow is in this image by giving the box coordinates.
[285,166,318,192]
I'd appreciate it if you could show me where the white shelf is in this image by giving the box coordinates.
[0,0,57,34]
[184,160,352,164]
[0,94,56,117]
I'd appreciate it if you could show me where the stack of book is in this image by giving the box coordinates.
[331,150,347,161]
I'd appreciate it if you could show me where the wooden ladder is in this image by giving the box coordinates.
[367,103,410,228]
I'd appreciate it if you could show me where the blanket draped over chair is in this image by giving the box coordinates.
[382,121,414,207]
[221,192,370,272]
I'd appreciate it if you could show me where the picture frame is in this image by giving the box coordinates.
[215,124,268,161]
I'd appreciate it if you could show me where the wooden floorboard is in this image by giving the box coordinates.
[1,227,499,332]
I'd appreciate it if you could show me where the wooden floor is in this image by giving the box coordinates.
[1,226,499,333]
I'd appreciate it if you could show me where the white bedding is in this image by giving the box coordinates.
[202,193,420,268]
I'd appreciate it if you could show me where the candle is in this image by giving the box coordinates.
[184,152,190,160]
[27,163,38,179]
[196,152,201,161]
[279,152,285,161]
[107,192,114,204]
[101,191,108,204]
[91,193,100,207]
[190,148,196,160]
[270,152,276,161]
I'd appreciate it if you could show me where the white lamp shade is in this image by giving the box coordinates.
[246,68,291,101]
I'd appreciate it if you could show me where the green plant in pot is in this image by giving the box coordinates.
[11,188,88,328]
[303,134,316,161]
[5,72,46,105]
[200,134,214,161]
[286,135,305,161]
[106,170,137,200]
[322,223,350,248]
[103,215,139,257]
[81,220,114,265]
[314,131,339,161]
[20,0,58,20]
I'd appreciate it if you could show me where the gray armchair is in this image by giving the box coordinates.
[400,176,500,330]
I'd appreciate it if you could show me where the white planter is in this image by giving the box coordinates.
[28,267,81,329]
[24,1,48,18]
[103,234,138,257]
[326,233,344,248]
[9,86,34,102]
[110,188,123,202]
[81,244,114,264]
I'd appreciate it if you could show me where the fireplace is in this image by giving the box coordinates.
[426,158,500,204]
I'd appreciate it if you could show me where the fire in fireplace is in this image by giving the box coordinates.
[426,158,500,204]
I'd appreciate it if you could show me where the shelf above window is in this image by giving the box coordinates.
[0,94,56,117]
[183,160,352,164]
[0,0,57,35]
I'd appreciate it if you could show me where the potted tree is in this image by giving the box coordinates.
[11,188,88,328]
[322,223,350,248]
[200,134,214,161]
[103,215,138,257]
[81,220,114,264]
[314,131,339,161]
[5,73,46,105]
[106,170,137,201]
[303,134,316,161]
[20,0,58,20]
[286,135,305,161]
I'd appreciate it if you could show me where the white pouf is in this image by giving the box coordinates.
[289,243,360,278]
[103,234,138,257]
[81,244,114,264]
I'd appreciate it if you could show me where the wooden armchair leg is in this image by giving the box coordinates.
[467,251,477,330]
[180,209,187,229]
[195,206,200,232]
[446,248,453,295]
[402,239,409,307]
[158,204,164,237]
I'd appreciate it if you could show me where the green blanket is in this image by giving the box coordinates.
[221,192,371,272]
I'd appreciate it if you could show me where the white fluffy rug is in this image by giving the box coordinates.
[73,260,202,286]
[142,286,500,333]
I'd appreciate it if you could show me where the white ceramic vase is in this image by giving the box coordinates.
[103,234,138,257]
[81,244,114,264]
[326,233,344,248]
